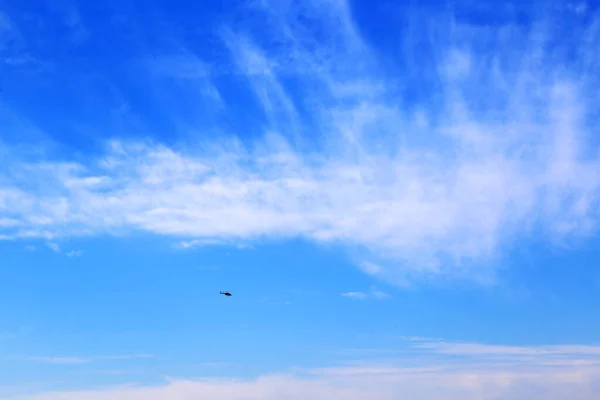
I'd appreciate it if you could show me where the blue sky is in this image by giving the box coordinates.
[1,0,600,398]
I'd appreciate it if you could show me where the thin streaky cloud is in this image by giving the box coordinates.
[370,291,390,299]
[414,341,600,356]
[341,292,368,300]
[339,340,600,363]
[45,243,60,253]
[22,357,90,365]
[398,336,444,342]
[96,354,155,360]
[17,354,154,365]
[174,238,253,249]
[341,287,390,300]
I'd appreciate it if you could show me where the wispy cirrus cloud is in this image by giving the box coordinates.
[174,238,253,249]
[413,341,600,357]
[21,357,90,365]
[347,337,600,367]
[43,242,83,257]
[341,287,389,300]
[1,0,599,284]
[66,250,83,257]
[16,354,153,365]
[341,291,368,300]
[45,242,60,253]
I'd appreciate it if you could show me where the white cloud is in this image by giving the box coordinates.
[97,354,154,360]
[45,243,60,253]
[22,357,89,365]
[341,292,368,299]
[66,250,83,257]
[370,290,390,299]
[9,341,600,399]
[414,342,600,357]
[17,354,153,365]
[147,49,224,108]
[0,1,599,284]
[0,218,20,228]
[341,287,390,300]
[174,238,253,249]
[398,336,443,342]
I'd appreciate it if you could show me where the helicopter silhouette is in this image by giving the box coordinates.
[220,291,232,297]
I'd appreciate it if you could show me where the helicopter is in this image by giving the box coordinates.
[220,291,232,297]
